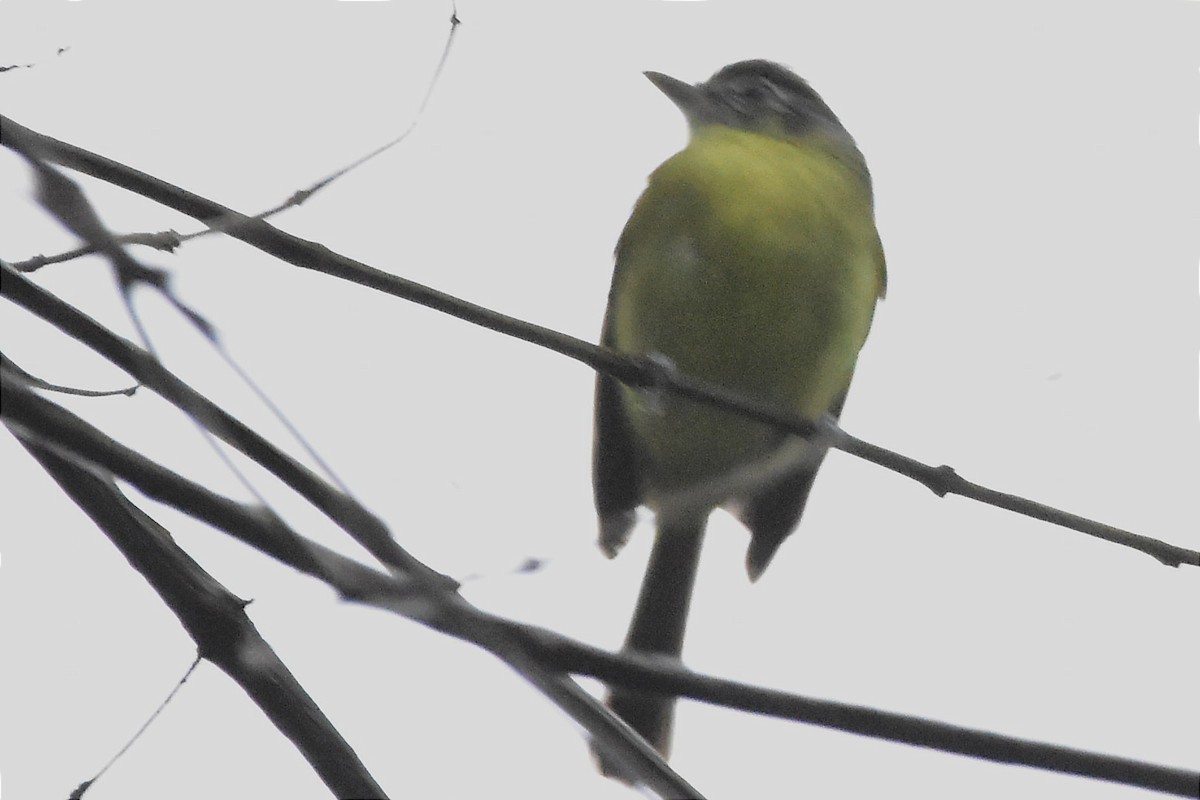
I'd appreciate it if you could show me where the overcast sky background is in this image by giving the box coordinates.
[2,2,1198,799]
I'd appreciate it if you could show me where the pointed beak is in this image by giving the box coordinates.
[644,70,706,119]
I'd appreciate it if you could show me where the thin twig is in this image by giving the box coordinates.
[5,378,1192,798]
[3,113,1193,571]
[10,13,460,275]
[68,657,202,799]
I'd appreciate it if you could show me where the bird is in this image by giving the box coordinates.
[591,59,886,774]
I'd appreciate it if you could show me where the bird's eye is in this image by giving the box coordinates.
[729,79,782,114]
[725,82,763,114]
[739,81,767,101]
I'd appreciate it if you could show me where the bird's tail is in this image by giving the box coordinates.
[596,514,707,778]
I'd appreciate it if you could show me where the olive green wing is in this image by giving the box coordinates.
[592,293,644,558]
[738,390,848,580]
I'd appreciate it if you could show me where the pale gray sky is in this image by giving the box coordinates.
[2,2,1197,799]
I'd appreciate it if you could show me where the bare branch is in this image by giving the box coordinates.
[18,442,389,799]
[3,113,1192,570]
[5,373,1194,797]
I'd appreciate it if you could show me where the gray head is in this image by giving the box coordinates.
[645,60,850,140]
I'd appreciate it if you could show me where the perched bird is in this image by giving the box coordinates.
[592,59,886,772]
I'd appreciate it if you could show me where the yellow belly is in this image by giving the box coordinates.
[610,125,885,503]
